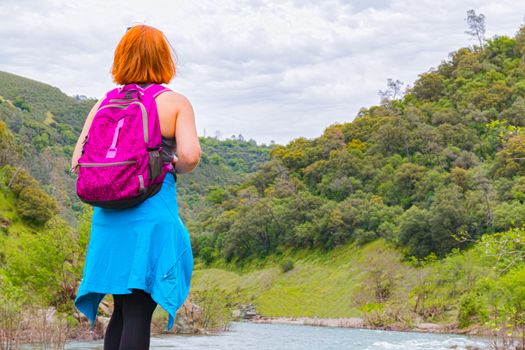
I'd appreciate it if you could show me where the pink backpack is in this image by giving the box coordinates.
[76,83,174,208]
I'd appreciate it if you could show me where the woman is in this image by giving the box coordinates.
[71,24,201,350]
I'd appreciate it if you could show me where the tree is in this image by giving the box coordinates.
[515,24,525,55]
[0,120,21,166]
[378,79,405,103]
[465,9,486,49]
[412,71,445,102]
[397,205,433,258]
[16,186,58,224]
[2,216,76,306]
[12,96,30,112]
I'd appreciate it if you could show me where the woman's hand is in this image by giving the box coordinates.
[70,163,79,174]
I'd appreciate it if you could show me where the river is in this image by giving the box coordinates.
[56,321,491,350]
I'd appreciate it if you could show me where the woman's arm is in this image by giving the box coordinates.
[171,93,201,174]
[70,98,103,173]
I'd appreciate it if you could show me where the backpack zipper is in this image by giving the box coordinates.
[78,160,136,167]
[108,98,140,103]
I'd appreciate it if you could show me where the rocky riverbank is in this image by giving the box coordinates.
[248,315,495,337]
[7,299,499,348]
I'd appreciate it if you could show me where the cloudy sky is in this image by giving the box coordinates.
[0,1,524,145]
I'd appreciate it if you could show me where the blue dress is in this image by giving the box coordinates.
[74,172,193,332]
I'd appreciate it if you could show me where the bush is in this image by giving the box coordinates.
[280,259,294,273]
[192,284,234,332]
[3,165,58,224]
[458,291,487,328]
[16,186,58,224]
[0,274,25,349]
[200,247,215,266]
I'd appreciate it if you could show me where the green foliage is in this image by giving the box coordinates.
[191,281,235,331]
[199,246,215,266]
[2,22,525,338]
[2,165,58,225]
[2,215,78,306]
[0,120,21,166]
[16,186,58,224]
[0,71,95,132]
[171,136,271,222]
[498,266,525,327]
[190,24,525,264]
[411,70,446,102]
[458,291,488,328]
[13,95,30,111]
[206,187,227,205]
[279,259,294,273]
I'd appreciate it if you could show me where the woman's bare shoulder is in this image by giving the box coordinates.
[157,90,193,108]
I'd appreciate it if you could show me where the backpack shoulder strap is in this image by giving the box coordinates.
[143,84,173,99]
[98,88,120,109]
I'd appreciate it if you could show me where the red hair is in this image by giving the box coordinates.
[111,24,176,85]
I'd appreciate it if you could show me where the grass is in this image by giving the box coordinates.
[190,240,401,319]
[0,191,16,220]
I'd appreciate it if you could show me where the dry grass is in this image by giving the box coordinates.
[0,300,22,350]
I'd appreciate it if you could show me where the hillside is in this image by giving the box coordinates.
[185,25,525,339]
[0,71,97,223]
[178,136,273,220]
[0,71,272,223]
[0,70,94,132]
[0,72,273,336]
[1,23,525,344]
[190,26,525,262]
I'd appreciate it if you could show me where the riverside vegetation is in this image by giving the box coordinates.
[1,17,525,350]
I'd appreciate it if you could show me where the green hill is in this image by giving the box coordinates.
[1,22,525,342]
[187,24,525,337]
[0,71,272,223]
[191,26,525,263]
[0,70,94,132]
[178,136,273,220]
[0,72,273,336]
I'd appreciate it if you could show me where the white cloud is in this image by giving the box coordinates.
[0,0,524,145]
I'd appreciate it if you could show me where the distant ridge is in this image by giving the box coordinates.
[0,70,96,132]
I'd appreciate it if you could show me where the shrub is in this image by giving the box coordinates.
[458,291,487,328]
[280,259,294,273]
[16,186,58,224]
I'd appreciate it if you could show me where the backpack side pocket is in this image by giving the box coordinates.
[148,149,163,181]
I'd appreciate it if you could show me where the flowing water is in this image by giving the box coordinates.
[34,321,492,349]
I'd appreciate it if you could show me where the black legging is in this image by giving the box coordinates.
[104,288,158,350]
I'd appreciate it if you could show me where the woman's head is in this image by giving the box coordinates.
[111,24,176,85]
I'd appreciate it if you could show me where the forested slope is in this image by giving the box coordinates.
[190,26,525,263]
[0,72,272,334]
[187,25,525,337]
[0,71,272,222]
[1,23,525,340]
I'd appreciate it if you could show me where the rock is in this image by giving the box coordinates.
[231,309,242,319]
[0,216,11,229]
[151,292,205,335]
[416,323,444,332]
[232,302,261,320]
[250,316,365,329]
[173,296,205,334]
[337,318,365,328]
[98,316,110,331]
[98,299,112,316]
